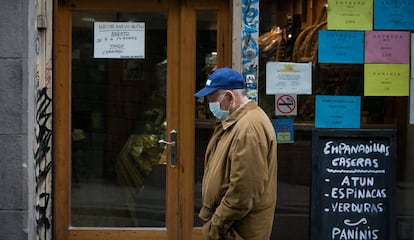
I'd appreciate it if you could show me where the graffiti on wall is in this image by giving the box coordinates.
[34,84,52,240]
[34,1,53,236]
[241,0,259,101]
[45,61,52,93]
[34,60,53,240]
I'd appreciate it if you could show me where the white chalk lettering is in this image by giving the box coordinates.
[331,202,384,213]
[331,188,386,199]
[340,176,374,187]
[331,227,379,240]
[331,157,379,168]
[323,141,390,156]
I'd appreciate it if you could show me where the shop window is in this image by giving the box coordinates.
[259,0,412,239]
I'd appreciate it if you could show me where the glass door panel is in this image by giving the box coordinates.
[194,10,218,227]
[71,11,167,227]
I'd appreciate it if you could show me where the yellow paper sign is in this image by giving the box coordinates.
[364,64,409,96]
[328,0,373,30]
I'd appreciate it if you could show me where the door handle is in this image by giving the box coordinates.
[158,129,177,168]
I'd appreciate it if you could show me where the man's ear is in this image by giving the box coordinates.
[224,90,235,100]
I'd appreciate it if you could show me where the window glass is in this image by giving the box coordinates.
[259,1,411,239]
[193,10,218,227]
[71,11,168,227]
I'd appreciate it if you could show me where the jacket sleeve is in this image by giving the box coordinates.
[211,126,269,227]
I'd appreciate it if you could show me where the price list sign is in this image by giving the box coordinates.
[364,31,410,64]
[318,31,364,64]
[311,130,396,240]
[364,64,409,96]
[327,0,373,30]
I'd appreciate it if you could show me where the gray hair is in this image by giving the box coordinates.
[217,88,247,97]
[232,88,247,96]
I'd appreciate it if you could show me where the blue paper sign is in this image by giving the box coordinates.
[374,0,414,30]
[318,30,364,64]
[273,118,294,143]
[315,95,361,128]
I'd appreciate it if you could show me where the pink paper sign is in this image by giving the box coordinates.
[365,31,410,64]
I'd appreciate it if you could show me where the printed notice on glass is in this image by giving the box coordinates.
[364,64,409,96]
[311,129,396,240]
[275,94,297,116]
[266,62,312,95]
[365,31,410,64]
[318,30,364,64]
[374,0,414,30]
[315,95,361,129]
[273,118,294,144]
[94,22,145,59]
[327,0,372,30]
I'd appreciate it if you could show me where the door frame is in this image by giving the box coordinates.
[53,0,231,240]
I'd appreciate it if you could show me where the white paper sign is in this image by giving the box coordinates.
[410,79,414,124]
[94,22,145,59]
[266,62,312,95]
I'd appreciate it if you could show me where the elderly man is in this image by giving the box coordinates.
[195,67,278,240]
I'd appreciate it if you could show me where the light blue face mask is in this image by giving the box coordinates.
[208,95,229,121]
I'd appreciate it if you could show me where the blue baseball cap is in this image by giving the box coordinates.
[194,67,245,97]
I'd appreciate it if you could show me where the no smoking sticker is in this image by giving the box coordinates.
[275,94,297,116]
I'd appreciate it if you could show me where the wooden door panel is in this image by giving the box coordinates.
[69,229,167,240]
[54,1,231,240]
[55,2,179,239]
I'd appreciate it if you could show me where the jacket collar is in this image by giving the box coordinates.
[220,100,257,130]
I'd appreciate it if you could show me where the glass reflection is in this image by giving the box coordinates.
[71,11,167,227]
[194,10,218,227]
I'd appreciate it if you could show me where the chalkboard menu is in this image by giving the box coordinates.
[311,129,396,240]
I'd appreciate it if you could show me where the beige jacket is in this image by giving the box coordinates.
[199,101,278,240]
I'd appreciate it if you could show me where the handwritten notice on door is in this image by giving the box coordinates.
[94,22,145,59]
[327,0,373,30]
[374,0,414,30]
[266,62,312,95]
[364,31,410,64]
[364,64,409,96]
[311,129,396,240]
[318,31,364,64]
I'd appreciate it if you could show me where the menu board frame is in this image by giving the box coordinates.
[311,129,396,240]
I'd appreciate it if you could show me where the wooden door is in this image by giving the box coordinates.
[54,0,231,240]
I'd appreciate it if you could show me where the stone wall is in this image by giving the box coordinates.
[0,0,31,239]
